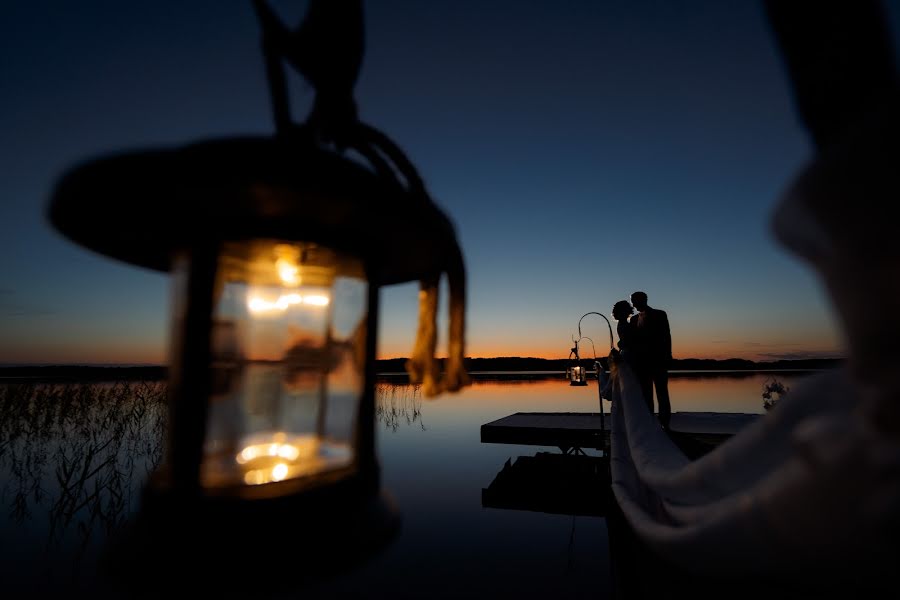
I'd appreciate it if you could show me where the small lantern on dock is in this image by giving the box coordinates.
[46,0,469,586]
[568,365,589,386]
[567,340,589,386]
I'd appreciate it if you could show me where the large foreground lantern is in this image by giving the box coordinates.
[46,0,468,586]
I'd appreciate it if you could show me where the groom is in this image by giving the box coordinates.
[629,291,672,430]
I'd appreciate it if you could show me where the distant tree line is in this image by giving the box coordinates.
[374,356,844,374]
[0,366,167,381]
[0,356,844,382]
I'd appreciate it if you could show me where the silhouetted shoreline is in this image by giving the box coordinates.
[379,356,844,375]
[0,365,169,381]
[0,357,844,382]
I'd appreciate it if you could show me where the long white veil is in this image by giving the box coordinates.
[609,88,900,584]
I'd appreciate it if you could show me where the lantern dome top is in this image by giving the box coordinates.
[48,132,460,287]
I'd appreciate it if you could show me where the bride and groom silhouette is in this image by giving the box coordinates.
[612,291,672,430]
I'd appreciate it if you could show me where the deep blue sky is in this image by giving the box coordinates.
[3,1,897,364]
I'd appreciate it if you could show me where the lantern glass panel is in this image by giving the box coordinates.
[569,365,586,385]
[190,239,367,489]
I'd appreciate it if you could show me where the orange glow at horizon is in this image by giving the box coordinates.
[375,341,843,362]
[2,340,168,366]
[2,323,842,366]
[4,335,842,365]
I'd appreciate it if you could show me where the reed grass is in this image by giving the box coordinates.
[0,381,166,578]
[375,382,425,432]
[0,379,421,586]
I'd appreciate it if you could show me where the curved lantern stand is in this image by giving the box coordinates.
[577,311,614,350]
[574,336,611,407]
[574,312,615,454]
[46,0,469,592]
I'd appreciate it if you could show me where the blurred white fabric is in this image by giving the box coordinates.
[610,129,900,582]
[609,356,899,581]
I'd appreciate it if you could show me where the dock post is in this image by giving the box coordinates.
[594,360,607,456]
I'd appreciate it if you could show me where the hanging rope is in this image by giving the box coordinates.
[253,0,470,398]
[406,275,440,396]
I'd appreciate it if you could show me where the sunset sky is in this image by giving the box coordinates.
[3,1,897,365]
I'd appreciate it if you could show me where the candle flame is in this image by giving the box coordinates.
[236,441,304,464]
[247,293,330,314]
[229,434,353,487]
[274,244,301,285]
[271,463,289,481]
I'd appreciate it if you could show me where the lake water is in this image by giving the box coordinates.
[0,371,818,598]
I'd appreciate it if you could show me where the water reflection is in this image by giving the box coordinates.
[0,382,166,590]
[375,382,425,432]
[482,452,610,517]
[0,371,822,597]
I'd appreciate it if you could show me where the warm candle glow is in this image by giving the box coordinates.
[274,244,301,285]
[239,446,260,463]
[277,260,299,285]
[278,445,300,460]
[227,432,353,487]
[271,463,289,481]
[236,438,309,465]
[199,240,365,490]
[246,292,331,314]
[302,294,329,306]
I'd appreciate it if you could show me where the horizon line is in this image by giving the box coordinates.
[0,355,846,369]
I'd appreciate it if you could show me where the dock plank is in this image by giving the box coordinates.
[481,412,607,450]
[481,411,759,451]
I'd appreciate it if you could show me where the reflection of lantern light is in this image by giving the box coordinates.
[45,0,470,589]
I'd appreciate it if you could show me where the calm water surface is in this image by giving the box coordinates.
[0,371,817,598]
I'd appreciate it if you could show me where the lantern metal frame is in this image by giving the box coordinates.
[566,336,593,386]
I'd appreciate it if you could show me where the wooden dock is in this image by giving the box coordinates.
[480,411,759,455]
[481,411,761,516]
